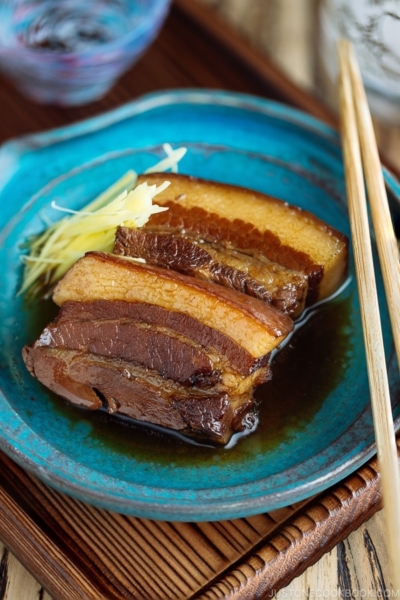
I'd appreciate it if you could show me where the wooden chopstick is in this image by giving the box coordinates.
[345,45,400,366]
[338,39,400,592]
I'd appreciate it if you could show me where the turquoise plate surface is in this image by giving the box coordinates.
[0,90,399,521]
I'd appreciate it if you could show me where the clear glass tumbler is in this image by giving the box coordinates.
[0,0,171,106]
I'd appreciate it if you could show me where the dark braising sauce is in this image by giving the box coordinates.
[25,293,352,467]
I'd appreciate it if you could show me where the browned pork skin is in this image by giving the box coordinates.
[114,227,308,317]
[138,173,349,305]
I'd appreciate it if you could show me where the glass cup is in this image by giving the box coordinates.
[0,0,171,106]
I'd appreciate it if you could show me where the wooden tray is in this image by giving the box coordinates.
[0,1,395,597]
[0,447,387,599]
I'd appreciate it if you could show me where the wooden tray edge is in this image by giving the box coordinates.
[196,446,392,598]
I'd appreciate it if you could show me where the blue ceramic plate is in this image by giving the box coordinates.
[0,90,399,521]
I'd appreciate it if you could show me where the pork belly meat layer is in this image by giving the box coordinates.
[33,300,272,394]
[23,347,257,444]
[58,300,271,376]
[138,173,349,304]
[114,227,308,317]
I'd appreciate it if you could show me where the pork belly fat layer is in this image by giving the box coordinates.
[114,227,308,317]
[53,252,294,358]
[23,347,255,444]
[138,173,349,302]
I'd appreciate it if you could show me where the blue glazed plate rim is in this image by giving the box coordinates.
[1,89,400,521]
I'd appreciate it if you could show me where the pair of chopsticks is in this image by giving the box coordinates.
[338,40,400,591]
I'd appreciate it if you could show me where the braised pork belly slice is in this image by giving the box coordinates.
[137,173,349,305]
[114,227,308,317]
[23,347,258,444]
[22,252,292,443]
[52,252,294,359]
[32,300,272,394]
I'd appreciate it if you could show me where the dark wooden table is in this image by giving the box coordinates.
[0,0,334,146]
